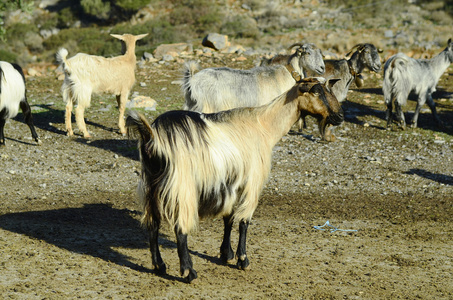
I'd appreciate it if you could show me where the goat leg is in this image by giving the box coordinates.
[236,220,250,270]
[116,94,128,136]
[65,100,74,136]
[148,220,166,275]
[75,105,91,138]
[394,101,406,130]
[385,99,394,130]
[0,116,5,146]
[20,100,41,145]
[425,94,444,128]
[220,215,235,263]
[175,226,197,283]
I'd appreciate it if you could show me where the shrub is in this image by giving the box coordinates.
[221,15,260,39]
[169,0,224,35]
[43,28,121,56]
[81,0,111,21]
[0,49,17,63]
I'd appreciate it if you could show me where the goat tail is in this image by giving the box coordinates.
[126,110,154,144]
[182,61,200,110]
[56,48,70,73]
[383,54,409,105]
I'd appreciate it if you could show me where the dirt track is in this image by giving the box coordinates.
[0,57,452,299]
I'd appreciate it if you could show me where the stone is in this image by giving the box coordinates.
[202,33,230,51]
[153,43,193,59]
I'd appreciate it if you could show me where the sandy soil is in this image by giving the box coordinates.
[0,55,452,299]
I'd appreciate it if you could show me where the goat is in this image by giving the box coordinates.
[301,44,382,133]
[0,61,41,146]
[56,33,148,138]
[182,45,326,139]
[308,43,382,103]
[383,38,453,129]
[182,43,324,112]
[127,77,343,283]
[260,43,326,77]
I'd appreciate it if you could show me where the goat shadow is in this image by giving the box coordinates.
[24,104,122,136]
[12,104,139,159]
[74,137,139,161]
[0,203,230,282]
[346,87,453,134]
[405,168,453,186]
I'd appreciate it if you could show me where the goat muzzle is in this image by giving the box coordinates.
[327,107,344,127]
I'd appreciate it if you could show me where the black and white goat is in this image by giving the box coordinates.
[383,39,453,129]
[0,61,40,146]
[127,78,343,283]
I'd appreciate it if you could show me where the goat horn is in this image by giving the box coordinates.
[346,44,365,57]
[288,43,303,50]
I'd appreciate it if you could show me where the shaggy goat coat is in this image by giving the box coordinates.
[128,79,343,235]
[383,38,453,128]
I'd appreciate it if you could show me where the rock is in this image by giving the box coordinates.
[142,51,157,62]
[221,45,246,54]
[126,95,157,110]
[27,68,40,77]
[162,54,176,62]
[153,43,193,59]
[202,33,230,51]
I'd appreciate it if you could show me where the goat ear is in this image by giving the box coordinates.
[327,78,341,89]
[110,34,124,41]
[298,81,316,93]
[135,33,149,40]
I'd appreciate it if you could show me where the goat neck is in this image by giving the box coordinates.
[258,79,333,143]
[285,63,302,82]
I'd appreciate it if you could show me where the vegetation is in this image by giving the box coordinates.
[0,0,452,65]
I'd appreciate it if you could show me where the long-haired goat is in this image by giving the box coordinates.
[182,43,324,112]
[182,45,326,139]
[127,78,343,283]
[383,38,453,129]
[56,33,148,138]
[0,61,40,146]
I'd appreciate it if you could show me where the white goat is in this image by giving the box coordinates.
[127,78,343,283]
[0,61,40,146]
[383,38,453,129]
[56,33,148,138]
[182,43,325,114]
[260,43,326,77]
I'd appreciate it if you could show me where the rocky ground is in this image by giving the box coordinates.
[0,50,452,299]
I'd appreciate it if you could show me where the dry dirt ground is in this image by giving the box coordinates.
[0,53,452,299]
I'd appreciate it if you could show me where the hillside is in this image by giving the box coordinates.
[1,0,453,66]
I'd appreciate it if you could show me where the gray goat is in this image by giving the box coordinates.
[269,43,382,133]
[182,43,325,114]
[383,39,453,129]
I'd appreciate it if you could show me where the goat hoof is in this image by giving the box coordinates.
[220,248,235,263]
[237,256,250,270]
[153,262,167,275]
[36,139,42,145]
[182,268,197,283]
